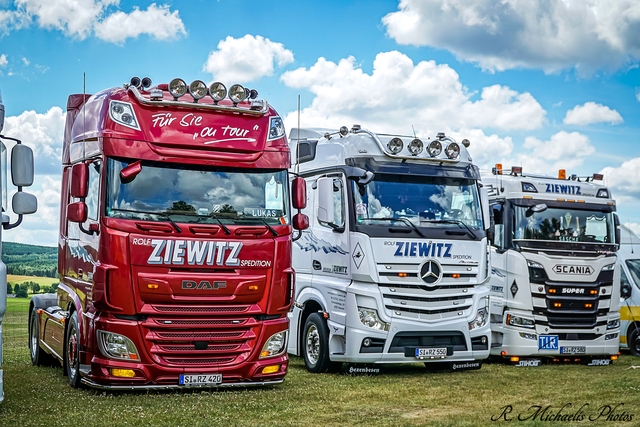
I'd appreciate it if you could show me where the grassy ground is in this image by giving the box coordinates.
[2,298,640,426]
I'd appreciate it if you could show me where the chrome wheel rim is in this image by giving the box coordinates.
[30,314,38,360]
[305,324,320,366]
[67,323,78,378]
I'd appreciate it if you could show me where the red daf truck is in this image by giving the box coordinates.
[28,77,307,389]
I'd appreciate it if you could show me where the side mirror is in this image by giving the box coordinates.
[67,201,88,223]
[11,144,34,187]
[316,177,335,224]
[293,213,309,231]
[120,160,142,183]
[614,214,621,246]
[291,176,306,210]
[70,162,88,198]
[526,203,548,218]
[12,192,37,215]
[621,282,632,299]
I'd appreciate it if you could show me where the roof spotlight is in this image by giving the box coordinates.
[209,82,227,103]
[249,89,259,100]
[141,77,152,89]
[229,84,247,104]
[387,137,403,154]
[168,78,188,100]
[130,76,141,88]
[461,138,470,148]
[408,138,423,155]
[339,126,349,136]
[427,140,442,157]
[188,80,208,102]
[445,142,460,159]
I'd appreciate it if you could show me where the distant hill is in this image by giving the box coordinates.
[2,242,57,278]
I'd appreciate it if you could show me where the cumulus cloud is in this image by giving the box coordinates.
[600,157,640,204]
[280,51,545,136]
[520,131,595,170]
[563,102,623,125]
[382,0,640,74]
[93,3,186,44]
[0,54,7,67]
[203,35,294,83]
[5,0,185,43]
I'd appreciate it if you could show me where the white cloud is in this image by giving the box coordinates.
[600,157,640,202]
[636,88,640,102]
[9,0,185,43]
[0,53,7,67]
[520,131,595,169]
[0,8,30,35]
[203,35,294,83]
[563,102,623,125]
[449,129,514,169]
[623,222,640,239]
[382,0,640,74]
[21,56,29,65]
[280,51,545,136]
[93,3,186,44]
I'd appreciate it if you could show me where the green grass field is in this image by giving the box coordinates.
[2,298,640,426]
[7,275,58,288]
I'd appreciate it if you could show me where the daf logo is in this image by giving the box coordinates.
[181,280,227,290]
[419,260,443,286]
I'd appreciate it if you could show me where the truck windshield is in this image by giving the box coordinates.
[513,205,614,244]
[352,174,483,230]
[106,159,289,225]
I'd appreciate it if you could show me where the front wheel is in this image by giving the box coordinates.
[29,309,55,366]
[302,313,334,373]
[629,327,640,356]
[65,311,82,388]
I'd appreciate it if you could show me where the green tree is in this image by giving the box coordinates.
[15,284,28,298]
[7,282,13,294]
[50,282,59,293]
[30,282,41,294]
[169,200,196,213]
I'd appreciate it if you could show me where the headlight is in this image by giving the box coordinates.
[506,313,535,329]
[469,307,488,330]
[408,138,423,155]
[357,307,390,331]
[168,78,187,99]
[97,331,140,361]
[109,100,140,130]
[260,331,287,358]
[387,137,403,154]
[607,319,620,329]
[268,116,285,140]
[445,142,460,159]
[188,80,208,101]
[602,263,615,271]
[229,84,247,104]
[427,140,442,157]
[209,82,227,102]
[527,260,544,269]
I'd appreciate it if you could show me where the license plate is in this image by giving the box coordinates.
[561,346,586,354]
[415,347,447,358]
[538,335,559,350]
[179,374,222,386]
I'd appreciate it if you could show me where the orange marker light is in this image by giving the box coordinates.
[249,285,259,291]
[553,302,562,308]
[147,284,159,289]
[398,273,408,277]
[452,273,461,279]
[558,169,566,179]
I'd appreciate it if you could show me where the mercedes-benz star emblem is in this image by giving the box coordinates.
[419,260,443,285]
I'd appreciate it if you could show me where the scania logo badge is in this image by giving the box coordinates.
[419,260,443,286]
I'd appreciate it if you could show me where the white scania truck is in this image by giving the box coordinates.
[0,91,37,404]
[287,125,492,373]
[483,165,620,366]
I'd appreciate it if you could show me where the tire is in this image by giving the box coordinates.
[65,311,82,388]
[629,327,640,356]
[29,309,55,366]
[302,313,333,373]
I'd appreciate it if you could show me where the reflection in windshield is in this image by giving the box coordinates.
[106,159,289,225]
[352,174,483,229]
[626,260,640,289]
[513,205,613,243]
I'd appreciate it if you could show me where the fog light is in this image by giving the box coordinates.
[387,137,403,154]
[168,78,187,99]
[229,84,247,104]
[427,140,442,157]
[209,82,227,102]
[188,80,208,101]
[262,365,280,374]
[111,368,136,378]
[445,142,460,159]
[408,138,423,155]
[605,333,618,340]
[363,338,372,347]
[510,356,520,362]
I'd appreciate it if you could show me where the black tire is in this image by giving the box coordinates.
[629,327,640,356]
[65,311,82,388]
[29,309,55,366]
[302,313,334,373]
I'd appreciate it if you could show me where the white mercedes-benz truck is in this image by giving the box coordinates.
[287,125,492,373]
[0,90,37,404]
[483,165,620,367]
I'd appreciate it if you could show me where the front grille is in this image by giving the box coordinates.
[148,305,251,314]
[161,357,236,365]
[156,331,244,339]
[389,331,467,353]
[385,305,471,316]
[158,344,241,352]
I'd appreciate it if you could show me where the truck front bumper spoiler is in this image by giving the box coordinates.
[80,377,284,391]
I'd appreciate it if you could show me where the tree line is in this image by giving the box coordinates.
[7,281,59,298]
[3,242,57,278]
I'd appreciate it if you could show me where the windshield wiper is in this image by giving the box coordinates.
[110,208,182,233]
[195,212,232,235]
[420,219,478,240]
[257,218,278,236]
[360,217,425,238]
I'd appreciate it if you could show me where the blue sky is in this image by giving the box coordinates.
[1,0,639,247]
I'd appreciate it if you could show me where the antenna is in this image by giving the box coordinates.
[411,125,416,138]
[296,94,300,175]
[629,220,635,254]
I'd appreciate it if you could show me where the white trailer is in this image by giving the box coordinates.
[617,225,640,355]
[0,91,37,404]
[288,125,492,372]
[483,165,620,366]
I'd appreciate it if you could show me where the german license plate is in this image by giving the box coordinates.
[179,374,222,386]
[561,346,586,354]
[415,347,447,358]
